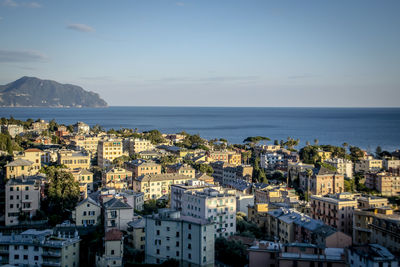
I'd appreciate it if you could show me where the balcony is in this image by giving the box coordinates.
[42,260,62,267]
[43,250,62,257]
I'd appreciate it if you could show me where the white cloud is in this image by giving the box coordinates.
[2,0,18,7]
[67,23,95,33]
[0,49,48,63]
[2,0,41,7]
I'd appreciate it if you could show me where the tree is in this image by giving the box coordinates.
[314,139,319,146]
[112,155,130,167]
[306,168,313,202]
[283,137,300,150]
[243,136,270,146]
[46,168,80,223]
[215,238,248,267]
[350,146,364,161]
[274,140,279,146]
[375,146,383,158]
[306,141,310,146]
[344,178,355,192]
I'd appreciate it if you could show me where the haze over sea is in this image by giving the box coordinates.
[1,107,399,152]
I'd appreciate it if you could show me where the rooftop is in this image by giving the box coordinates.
[105,229,123,241]
[5,158,34,167]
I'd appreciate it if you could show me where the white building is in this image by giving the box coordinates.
[72,197,102,226]
[0,229,80,267]
[170,180,220,211]
[103,197,134,231]
[260,153,284,169]
[181,187,237,238]
[73,121,90,134]
[145,209,214,266]
[5,178,41,226]
[325,158,354,178]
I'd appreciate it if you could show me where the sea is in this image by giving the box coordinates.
[0,107,399,152]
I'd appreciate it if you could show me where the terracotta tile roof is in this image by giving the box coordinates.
[105,229,123,241]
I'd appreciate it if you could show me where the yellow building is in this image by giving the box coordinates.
[133,173,193,201]
[166,164,195,178]
[5,159,35,179]
[127,218,146,251]
[317,150,332,162]
[248,203,271,229]
[58,150,90,169]
[70,135,101,157]
[98,139,123,168]
[96,229,124,267]
[129,138,154,154]
[104,167,133,189]
[68,168,94,191]
[14,148,42,172]
[228,152,242,165]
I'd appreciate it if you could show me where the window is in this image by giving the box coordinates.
[23,255,28,260]
[111,250,114,255]
[25,195,29,200]
[156,230,160,235]
[188,244,192,249]
[176,251,180,256]
[188,234,192,239]
[156,249,160,255]
[34,255,38,261]
[14,255,19,259]
[176,241,179,247]
[188,224,191,230]
[188,253,191,259]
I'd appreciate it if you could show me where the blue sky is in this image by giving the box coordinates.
[0,0,399,107]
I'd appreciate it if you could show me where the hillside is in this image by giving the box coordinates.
[0,76,108,108]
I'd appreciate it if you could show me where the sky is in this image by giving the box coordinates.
[0,0,399,107]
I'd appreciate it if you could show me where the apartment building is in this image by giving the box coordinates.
[355,158,383,173]
[72,197,101,226]
[287,162,314,185]
[300,167,344,195]
[68,168,94,192]
[73,121,90,134]
[346,244,398,267]
[310,193,358,236]
[96,229,124,267]
[365,171,400,196]
[31,120,49,133]
[145,209,215,266]
[58,150,90,169]
[5,159,35,179]
[180,188,237,238]
[133,173,193,201]
[369,208,400,255]
[5,178,41,226]
[260,152,284,169]
[317,150,333,162]
[357,195,388,209]
[325,158,353,178]
[128,138,154,154]
[0,229,80,267]
[98,139,123,168]
[103,167,132,189]
[125,159,162,178]
[206,151,241,165]
[383,159,400,171]
[248,242,346,267]
[103,197,133,231]
[119,190,145,211]
[70,135,101,157]
[166,163,196,178]
[170,180,220,210]
[127,218,146,251]
[14,148,42,172]
[266,208,352,248]
[255,186,298,204]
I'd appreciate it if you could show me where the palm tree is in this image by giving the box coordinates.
[306,141,310,146]
[314,139,319,146]
[306,168,313,202]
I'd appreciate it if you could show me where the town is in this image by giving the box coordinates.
[0,117,399,267]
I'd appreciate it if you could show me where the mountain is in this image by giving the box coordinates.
[0,76,108,108]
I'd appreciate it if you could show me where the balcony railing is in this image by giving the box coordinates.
[43,251,62,257]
